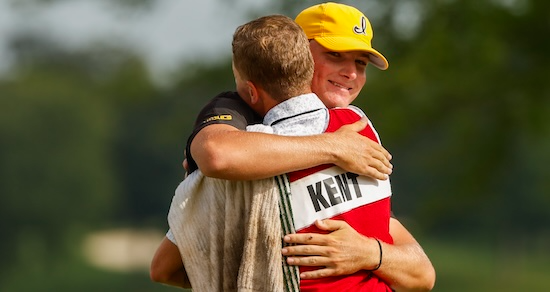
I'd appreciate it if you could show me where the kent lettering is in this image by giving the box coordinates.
[306,172,362,212]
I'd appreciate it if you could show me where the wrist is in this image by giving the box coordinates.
[313,133,339,165]
[323,132,344,165]
[366,238,383,271]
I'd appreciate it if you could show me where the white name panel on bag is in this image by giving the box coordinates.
[290,165,392,231]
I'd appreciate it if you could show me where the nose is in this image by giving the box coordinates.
[340,61,358,80]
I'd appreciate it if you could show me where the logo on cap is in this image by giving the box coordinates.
[353,16,368,35]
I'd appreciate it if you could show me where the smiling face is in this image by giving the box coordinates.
[309,40,369,108]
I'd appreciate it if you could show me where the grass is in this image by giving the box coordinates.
[2,235,549,291]
[423,236,550,291]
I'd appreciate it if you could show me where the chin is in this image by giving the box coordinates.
[316,90,351,107]
[327,101,348,108]
[329,95,352,108]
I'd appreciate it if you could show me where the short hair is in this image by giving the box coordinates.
[232,14,314,102]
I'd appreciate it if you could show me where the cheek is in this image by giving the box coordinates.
[353,75,367,92]
[358,74,367,85]
[310,74,322,93]
[311,64,327,89]
[359,68,367,81]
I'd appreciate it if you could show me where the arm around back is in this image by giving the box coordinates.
[374,218,436,292]
[150,237,191,289]
[191,119,393,180]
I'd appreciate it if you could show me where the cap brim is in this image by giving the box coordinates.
[314,36,389,70]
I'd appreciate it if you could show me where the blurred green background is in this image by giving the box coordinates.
[1,0,549,291]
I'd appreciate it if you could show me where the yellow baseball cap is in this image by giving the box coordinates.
[296,2,389,70]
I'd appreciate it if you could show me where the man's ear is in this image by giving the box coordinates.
[246,81,260,105]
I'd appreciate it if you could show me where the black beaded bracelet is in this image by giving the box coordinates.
[368,238,382,271]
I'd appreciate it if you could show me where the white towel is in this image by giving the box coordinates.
[168,170,299,292]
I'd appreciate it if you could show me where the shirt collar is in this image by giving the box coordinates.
[264,93,326,126]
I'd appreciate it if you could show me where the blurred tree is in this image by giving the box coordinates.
[0,35,120,283]
[105,59,238,226]
[0,18,233,290]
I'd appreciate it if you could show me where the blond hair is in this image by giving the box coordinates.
[232,15,313,102]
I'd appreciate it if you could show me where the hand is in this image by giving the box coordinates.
[331,118,392,180]
[281,219,379,279]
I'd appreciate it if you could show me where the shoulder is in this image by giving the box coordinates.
[329,105,367,118]
[195,91,261,130]
[203,91,248,110]
[328,105,368,123]
[346,105,367,118]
